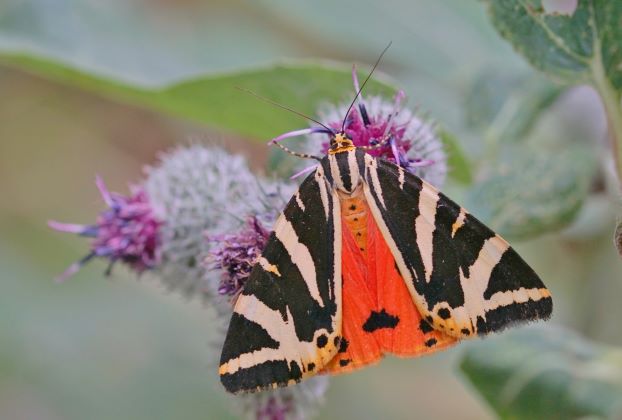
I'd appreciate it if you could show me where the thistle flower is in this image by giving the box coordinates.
[48,177,161,281]
[199,167,329,420]
[144,145,289,298]
[301,67,447,187]
[208,216,271,298]
[51,144,330,419]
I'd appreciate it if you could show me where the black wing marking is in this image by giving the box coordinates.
[362,154,552,338]
[219,165,342,393]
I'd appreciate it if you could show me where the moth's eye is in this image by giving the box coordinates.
[370,139,379,146]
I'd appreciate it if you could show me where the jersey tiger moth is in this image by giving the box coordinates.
[219,60,552,394]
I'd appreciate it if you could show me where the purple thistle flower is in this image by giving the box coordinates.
[316,67,446,185]
[273,67,447,187]
[207,216,270,298]
[49,176,161,282]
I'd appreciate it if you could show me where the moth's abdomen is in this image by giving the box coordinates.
[339,186,368,257]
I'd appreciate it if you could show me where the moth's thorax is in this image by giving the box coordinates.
[322,149,364,194]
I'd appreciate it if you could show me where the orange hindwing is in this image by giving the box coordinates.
[323,189,456,374]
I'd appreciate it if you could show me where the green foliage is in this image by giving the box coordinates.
[460,327,622,419]
[0,54,394,142]
[0,53,471,184]
[482,0,621,88]
[482,0,622,181]
[465,147,596,239]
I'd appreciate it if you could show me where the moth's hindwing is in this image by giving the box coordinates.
[362,155,552,338]
[219,165,343,393]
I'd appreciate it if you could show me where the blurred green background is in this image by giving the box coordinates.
[1,1,621,419]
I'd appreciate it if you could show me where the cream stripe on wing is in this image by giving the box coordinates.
[315,167,330,219]
[347,150,359,189]
[330,188,343,303]
[415,183,439,283]
[484,287,551,311]
[274,218,324,307]
[295,191,306,212]
[451,208,467,238]
[398,165,405,190]
[257,257,281,277]
[220,297,318,375]
[456,235,509,326]
[365,154,386,209]
[362,179,441,332]
[328,154,342,190]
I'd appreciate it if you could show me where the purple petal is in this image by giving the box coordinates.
[410,158,435,167]
[48,220,92,235]
[95,175,114,207]
[380,90,406,139]
[55,252,96,282]
[390,138,401,163]
[290,164,318,179]
[270,128,318,144]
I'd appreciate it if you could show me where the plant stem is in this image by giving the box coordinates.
[591,51,622,188]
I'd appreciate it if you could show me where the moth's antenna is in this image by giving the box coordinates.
[236,87,333,133]
[270,141,322,161]
[341,42,392,133]
[358,134,392,150]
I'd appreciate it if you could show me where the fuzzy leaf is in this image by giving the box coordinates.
[464,147,595,239]
[482,0,622,184]
[0,54,397,142]
[460,327,622,419]
[482,0,622,90]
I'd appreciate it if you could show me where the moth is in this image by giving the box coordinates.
[219,56,552,395]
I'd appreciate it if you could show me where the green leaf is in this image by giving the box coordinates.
[464,147,595,239]
[0,54,395,142]
[482,0,622,181]
[439,130,473,185]
[482,0,621,88]
[460,327,622,420]
[464,72,564,144]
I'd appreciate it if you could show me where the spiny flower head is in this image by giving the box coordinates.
[208,216,271,298]
[315,67,447,186]
[49,176,161,281]
[143,145,291,298]
[267,67,447,186]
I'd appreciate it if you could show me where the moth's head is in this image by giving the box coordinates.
[328,132,355,154]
